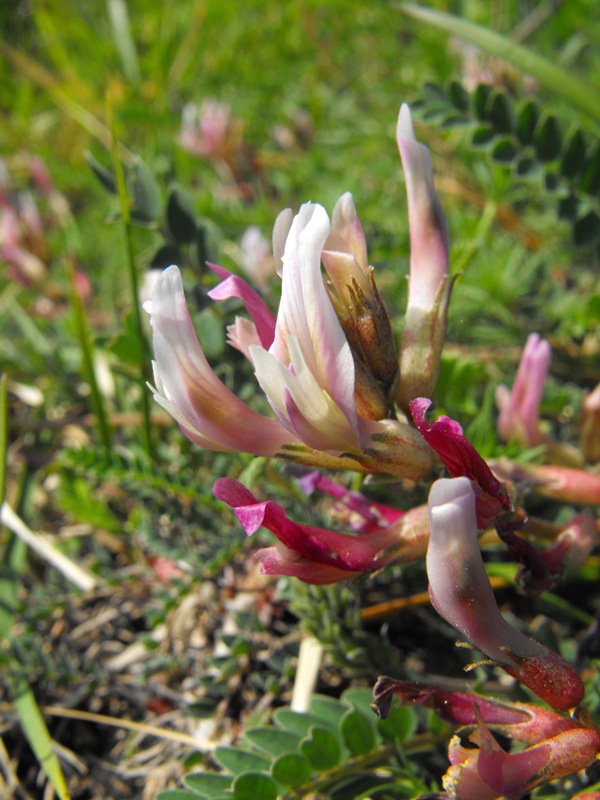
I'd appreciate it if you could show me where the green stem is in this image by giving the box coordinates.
[106,94,153,460]
[67,259,112,451]
[0,373,7,505]
[282,733,439,799]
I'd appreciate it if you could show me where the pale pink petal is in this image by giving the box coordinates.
[427,477,584,711]
[270,203,359,439]
[146,265,295,456]
[396,104,449,315]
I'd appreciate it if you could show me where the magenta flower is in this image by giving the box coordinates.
[426,477,584,711]
[297,471,404,532]
[374,678,600,799]
[445,710,600,800]
[213,476,433,583]
[396,104,452,408]
[213,477,404,584]
[497,512,599,597]
[410,397,510,527]
[496,333,551,447]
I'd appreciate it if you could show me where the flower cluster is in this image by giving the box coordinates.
[148,102,600,798]
[372,678,600,800]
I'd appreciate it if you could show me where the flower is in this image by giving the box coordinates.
[146,203,436,479]
[410,397,510,528]
[180,100,238,161]
[396,104,451,408]
[496,333,551,447]
[214,476,431,584]
[489,459,600,506]
[239,225,275,287]
[145,265,296,457]
[372,679,600,800]
[445,709,600,800]
[426,477,584,711]
[496,512,599,597]
[321,192,399,418]
[580,381,600,463]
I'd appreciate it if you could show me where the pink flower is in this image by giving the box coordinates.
[410,397,510,528]
[298,471,404,532]
[239,226,276,287]
[497,512,599,597]
[180,100,236,161]
[426,477,584,711]
[372,678,582,741]
[445,710,600,800]
[145,265,296,456]
[147,202,436,477]
[496,333,551,447]
[213,477,403,584]
[489,459,600,506]
[373,678,600,800]
[396,104,452,408]
[321,192,399,419]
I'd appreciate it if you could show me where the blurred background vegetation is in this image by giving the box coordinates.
[1,1,599,798]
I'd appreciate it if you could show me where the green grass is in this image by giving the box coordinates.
[1,2,599,798]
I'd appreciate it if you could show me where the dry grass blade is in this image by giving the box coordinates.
[0,503,99,592]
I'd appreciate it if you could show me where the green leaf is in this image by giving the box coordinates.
[151,244,184,269]
[399,3,600,123]
[490,137,518,163]
[579,142,600,195]
[156,792,199,800]
[341,687,376,710]
[377,705,417,744]
[166,186,198,244]
[486,90,514,134]
[558,193,579,220]
[560,128,587,179]
[85,151,117,194]
[471,124,495,147]
[515,156,535,176]
[300,726,342,771]
[214,746,272,775]
[12,683,70,800]
[447,79,469,112]
[273,709,334,738]
[309,694,348,728]
[244,726,300,757]
[232,772,278,800]
[183,772,233,797]
[127,157,162,224]
[516,98,540,145]
[108,309,144,367]
[544,171,561,193]
[573,210,600,247]
[196,308,225,358]
[340,708,378,756]
[535,114,563,162]
[270,752,313,786]
[473,83,492,120]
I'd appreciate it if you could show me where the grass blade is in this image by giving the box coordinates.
[12,682,71,800]
[106,95,154,460]
[399,3,600,125]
